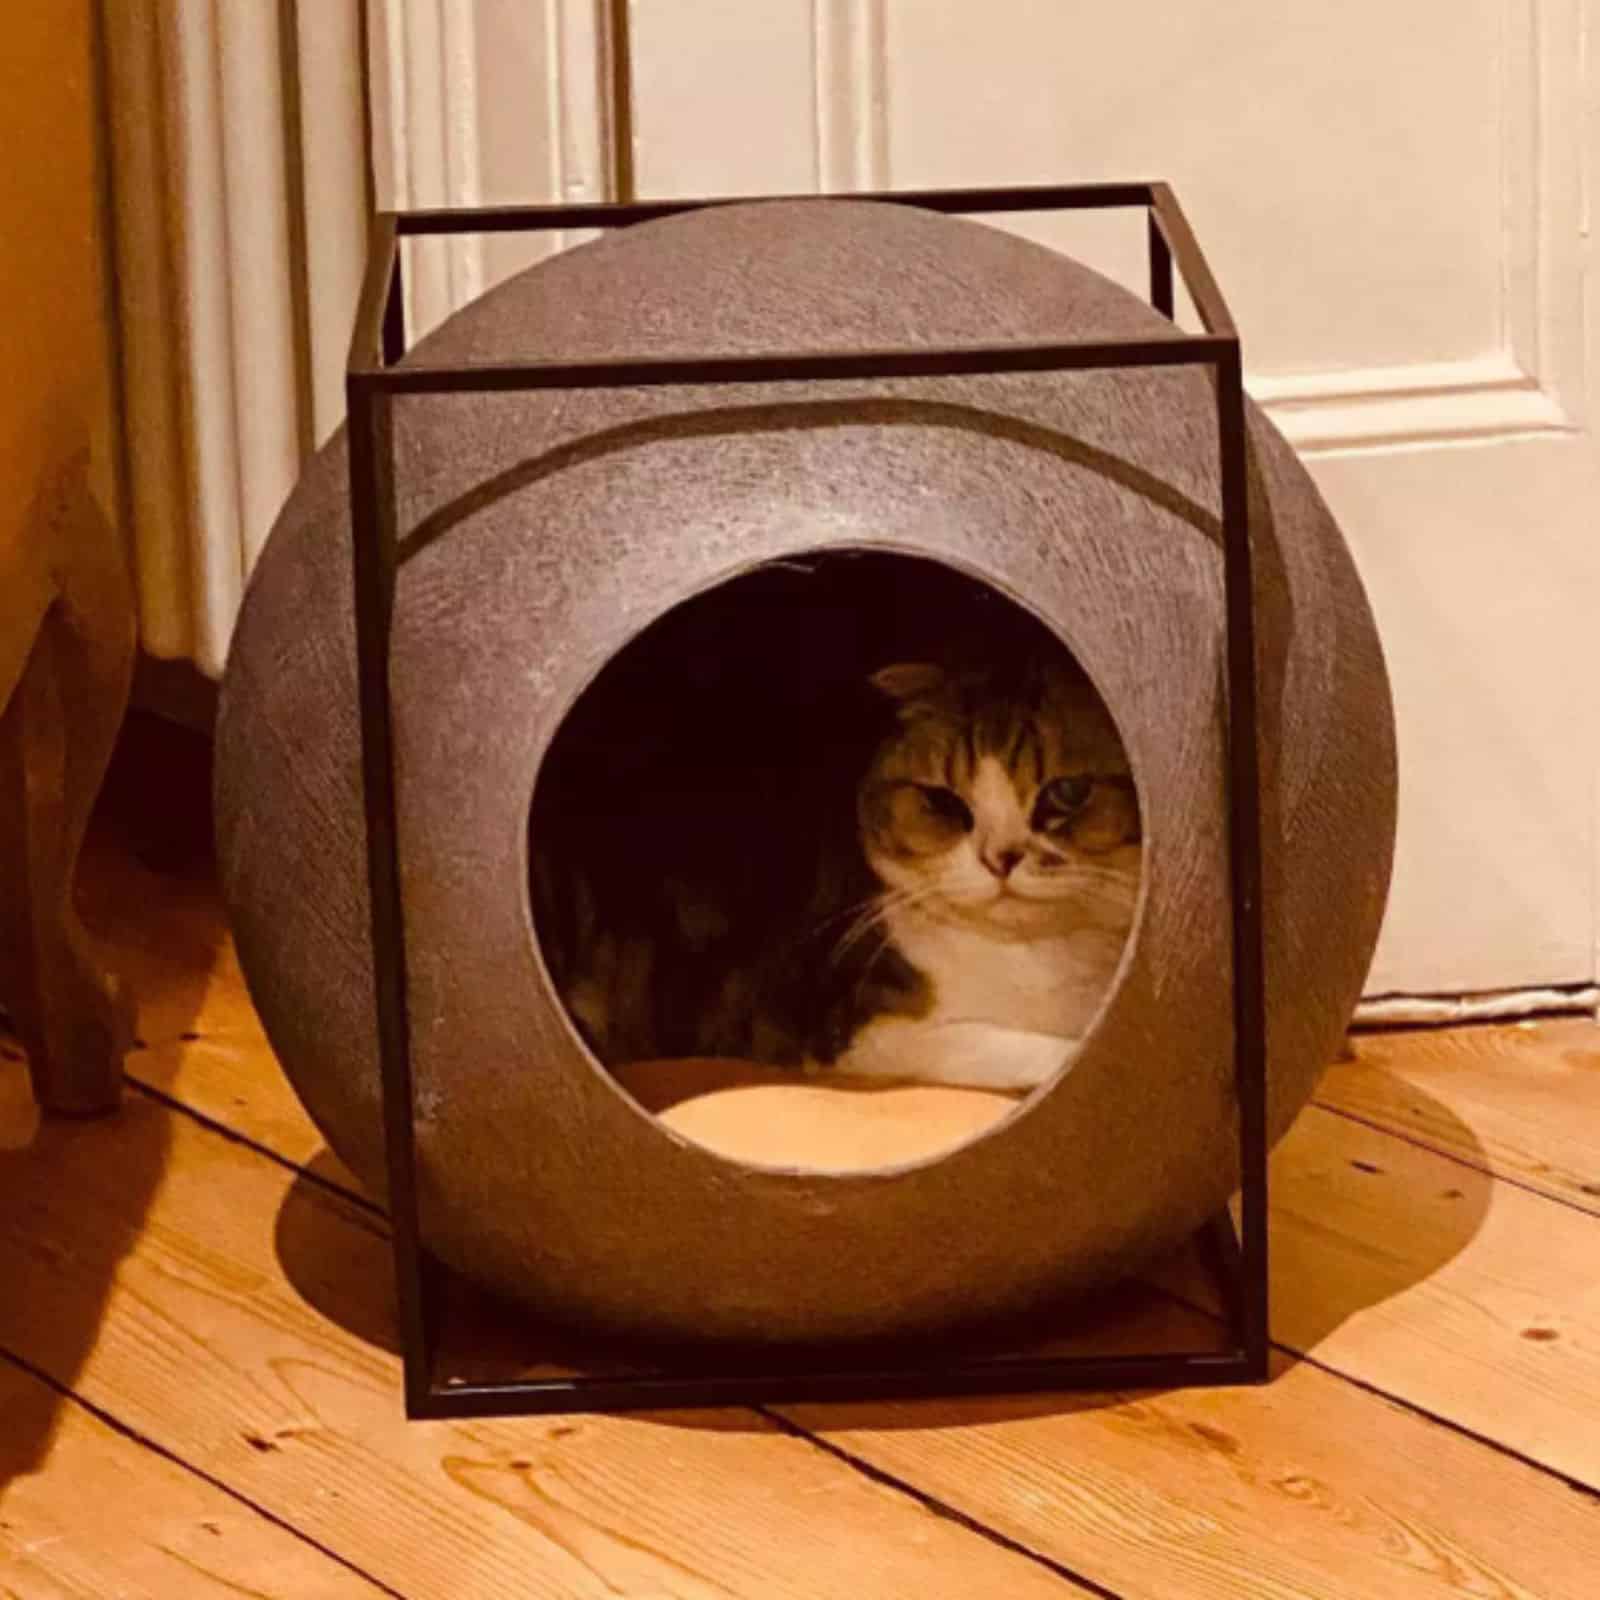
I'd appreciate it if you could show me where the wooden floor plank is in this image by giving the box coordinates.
[0,1358,387,1599]
[75,828,342,1176]
[0,1078,1090,1600]
[1321,1020,1600,1216]
[779,1356,1600,1600]
[39,1068,1600,1598]
[12,1075,1600,1600]
[76,826,248,1061]
[55,801,1600,1595]
[1261,1102,1600,1489]
[113,922,1600,1498]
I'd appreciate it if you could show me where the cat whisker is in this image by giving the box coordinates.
[831,897,910,960]
[830,883,944,963]
[811,892,898,936]
[827,904,895,963]
[1045,862,1140,890]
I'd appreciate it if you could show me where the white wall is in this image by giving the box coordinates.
[614,0,1600,997]
[135,1,1597,999]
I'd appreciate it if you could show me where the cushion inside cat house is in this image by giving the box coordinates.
[216,197,1396,1345]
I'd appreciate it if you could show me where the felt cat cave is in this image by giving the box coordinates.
[216,192,1395,1369]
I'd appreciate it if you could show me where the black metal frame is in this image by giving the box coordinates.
[345,181,1269,1419]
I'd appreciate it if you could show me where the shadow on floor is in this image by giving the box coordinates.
[0,712,217,1497]
[276,1151,1221,1434]
[270,1058,1491,1439]
[787,1063,1494,1436]
[273,1150,784,1434]
[0,1067,172,1494]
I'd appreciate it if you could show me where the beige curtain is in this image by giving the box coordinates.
[101,1,368,676]
[101,0,612,677]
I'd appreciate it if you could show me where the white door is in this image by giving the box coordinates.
[376,0,1600,1000]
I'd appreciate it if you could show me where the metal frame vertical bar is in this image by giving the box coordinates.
[347,234,435,1417]
[605,0,636,203]
[1148,213,1174,320]
[382,250,407,367]
[1151,179,1270,1373]
[1216,338,1271,1377]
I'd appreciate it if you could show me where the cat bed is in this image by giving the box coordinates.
[216,198,1396,1345]
[615,1060,1016,1172]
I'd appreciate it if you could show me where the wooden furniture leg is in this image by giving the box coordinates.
[0,452,136,1115]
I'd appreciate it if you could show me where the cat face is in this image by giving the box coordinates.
[858,659,1141,936]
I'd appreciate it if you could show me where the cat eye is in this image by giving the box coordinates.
[1034,775,1093,826]
[915,784,973,829]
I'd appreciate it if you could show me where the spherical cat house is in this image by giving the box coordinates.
[216,198,1396,1346]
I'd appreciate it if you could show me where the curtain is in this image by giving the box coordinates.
[101,1,368,676]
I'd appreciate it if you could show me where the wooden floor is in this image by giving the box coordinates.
[5,752,1600,1596]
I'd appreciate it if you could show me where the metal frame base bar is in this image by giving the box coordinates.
[408,1207,1257,1419]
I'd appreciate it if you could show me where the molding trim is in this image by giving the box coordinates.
[1488,0,1590,427]
[370,0,608,326]
[1495,0,1589,426]
[1255,0,1590,456]
[1252,355,1577,454]
[550,0,611,243]
[805,0,1589,458]
[371,0,484,334]
[812,0,887,193]
[1355,985,1599,1028]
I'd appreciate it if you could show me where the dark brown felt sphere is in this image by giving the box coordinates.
[215,199,1396,1345]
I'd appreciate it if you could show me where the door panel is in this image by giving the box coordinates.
[625,0,1600,995]
[376,0,1600,995]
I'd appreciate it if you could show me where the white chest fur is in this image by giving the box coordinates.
[886,905,1123,1038]
[823,904,1129,1092]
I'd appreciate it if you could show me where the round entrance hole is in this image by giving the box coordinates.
[529,551,1143,1173]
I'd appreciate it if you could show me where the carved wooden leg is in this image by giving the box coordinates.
[0,457,135,1115]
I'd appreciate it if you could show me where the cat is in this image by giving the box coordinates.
[826,655,1142,1091]
[532,647,1141,1094]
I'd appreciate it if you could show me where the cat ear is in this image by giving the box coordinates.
[870,662,946,704]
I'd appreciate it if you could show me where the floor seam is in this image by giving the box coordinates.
[755,1403,1124,1599]
[129,1070,1600,1537]
[1285,1344,1600,1506]
[0,1344,412,1599]
[123,1074,1114,1584]
[1310,1096,1600,1219]
[126,1075,388,1221]
[1147,1280,1600,1508]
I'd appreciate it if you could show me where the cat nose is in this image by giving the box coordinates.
[983,845,1025,879]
